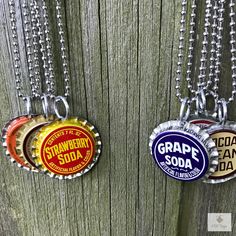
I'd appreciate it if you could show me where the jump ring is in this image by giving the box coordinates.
[41,94,50,118]
[24,96,32,115]
[218,99,228,124]
[53,96,69,120]
[196,89,206,113]
[179,97,190,121]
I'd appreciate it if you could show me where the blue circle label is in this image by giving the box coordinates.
[152,130,209,181]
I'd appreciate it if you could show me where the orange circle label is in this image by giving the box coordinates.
[40,126,95,175]
[5,116,31,168]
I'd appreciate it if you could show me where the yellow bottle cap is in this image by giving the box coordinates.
[32,117,102,179]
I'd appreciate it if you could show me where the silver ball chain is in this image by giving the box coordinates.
[8,0,27,99]
[176,0,236,108]
[56,0,70,97]
[176,0,187,102]
[22,0,41,98]
[176,0,214,102]
[210,0,236,104]
[8,0,43,99]
[33,0,70,97]
[227,0,236,103]
[176,0,197,103]
[41,0,55,95]
[33,0,50,95]
[208,0,219,88]
[211,0,225,100]
[8,0,70,102]
[198,0,212,92]
[30,1,41,98]
[186,0,197,94]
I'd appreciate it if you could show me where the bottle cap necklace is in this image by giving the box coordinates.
[29,0,102,179]
[1,0,47,172]
[2,0,102,179]
[149,0,219,182]
[204,0,236,184]
[14,0,57,172]
[176,0,236,184]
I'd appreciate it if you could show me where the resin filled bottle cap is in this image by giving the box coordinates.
[149,120,219,181]
[32,117,102,179]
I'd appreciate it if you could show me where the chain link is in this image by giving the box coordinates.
[8,0,25,99]
[176,0,197,103]
[176,0,187,102]
[176,0,215,102]
[186,0,197,95]
[30,0,41,98]
[197,0,212,92]
[208,0,218,89]
[41,0,55,96]
[8,0,70,101]
[33,0,51,96]
[212,0,225,100]
[228,0,236,103]
[175,0,236,106]
[210,0,236,104]
[56,0,70,97]
[22,0,41,97]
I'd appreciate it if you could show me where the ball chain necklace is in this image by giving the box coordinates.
[1,0,41,173]
[204,0,236,184]
[188,0,236,184]
[14,0,55,173]
[1,0,102,179]
[149,0,221,182]
[150,0,236,183]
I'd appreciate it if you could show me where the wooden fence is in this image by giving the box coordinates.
[0,0,235,235]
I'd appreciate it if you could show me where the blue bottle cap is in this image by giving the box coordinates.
[149,120,219,182]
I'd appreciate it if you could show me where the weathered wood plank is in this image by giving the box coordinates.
[67,0,110,235]
[137,0,183,235]
[104,0,140,235]
[0,0,236,236]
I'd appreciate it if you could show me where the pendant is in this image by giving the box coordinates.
[1,115,35,171]
[15,115,55,170]
[204,121,236,183]
[149,120,219,181]
[32,117,102,179]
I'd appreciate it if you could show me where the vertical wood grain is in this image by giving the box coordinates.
[0,0,235,236]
